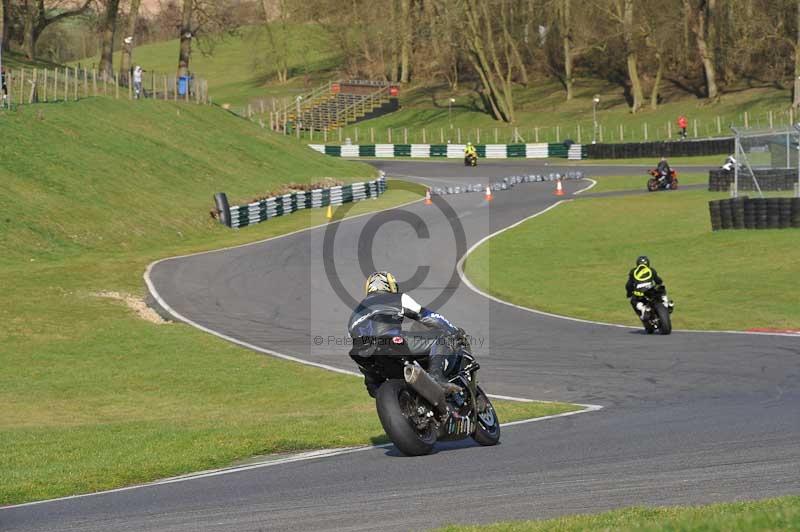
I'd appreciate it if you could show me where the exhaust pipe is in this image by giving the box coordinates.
[404,364,447,413]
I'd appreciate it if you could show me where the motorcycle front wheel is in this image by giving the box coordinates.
[472,386,501,446]
[647,178,659,192]
[376,379,437,456]
[655,303,672,335]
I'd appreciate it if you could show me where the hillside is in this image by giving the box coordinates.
[0,98,375,265]
[96,26,795,144]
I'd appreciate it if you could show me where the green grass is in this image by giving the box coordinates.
[465,189,800,330]
[584,173,707,194]
[76,24,341,109]
[0,98,579,505]
[437,495,800,531]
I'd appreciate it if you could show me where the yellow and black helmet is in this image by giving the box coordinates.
[365,271,399,295]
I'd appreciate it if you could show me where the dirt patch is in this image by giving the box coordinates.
[93,291,167,324]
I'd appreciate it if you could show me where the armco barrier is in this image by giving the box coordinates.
[708,196,800,231]
[708,168,800,192]
[218,174,387,229]
[586,137,734,159]
[308,143,584,159]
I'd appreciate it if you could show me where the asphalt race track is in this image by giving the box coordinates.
[3,160,799,531]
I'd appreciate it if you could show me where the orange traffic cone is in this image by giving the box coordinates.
[485,186,493,201]
[425,188,432,205]
[554,178,565,196]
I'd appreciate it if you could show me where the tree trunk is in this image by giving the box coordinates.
[399,0,410,83]
[650,49,663,110]
[99,0,121,80]
[22,1,35,60]
[177,0,194,78]
[561,0,574,100]
[619,0,643,112]
[0,0,5,54]
[695,0,718,99]
[119,0,142,85]
[794,1,800,108]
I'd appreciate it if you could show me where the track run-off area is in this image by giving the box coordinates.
[3,160,799,532]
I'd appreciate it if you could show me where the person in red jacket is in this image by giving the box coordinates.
[677,115,688,139]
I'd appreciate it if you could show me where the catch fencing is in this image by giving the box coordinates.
[309,143,588,160]
[0,65,209,109]
[220,174,387,229]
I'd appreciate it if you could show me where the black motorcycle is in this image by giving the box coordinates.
[647,168,678,191]
[464,152,478,167]
[637,285,674,335]
[368,333,500,456]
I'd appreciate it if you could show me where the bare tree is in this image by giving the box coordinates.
[692,0,719,99]
[120,0,143,84]
[177,0,193,78]
[462,0,517,122]
[261,0,290,83]
[605,0,644,112]
[98,0,121,80]
[19,0,92,60]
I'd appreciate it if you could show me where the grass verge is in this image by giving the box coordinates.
[436,495,800,531]
[584,173,707,194]
[464,189,800,330]
[0,99,580,505]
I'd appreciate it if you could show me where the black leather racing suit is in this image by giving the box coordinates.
[626,267,664,318]
[347,291,460,396]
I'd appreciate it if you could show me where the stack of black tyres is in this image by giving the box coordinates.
[793,198,800,228]
[719,199,733,229]
[779,198,792,228]
[751,198,768,229]
[766,198,781,229]
[743,197,756,229]
[730,197,746,229]
[709,200,722,231]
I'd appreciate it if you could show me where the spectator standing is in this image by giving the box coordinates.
[1,67,8,107]
[133,65,143,99]
[677,115,688,139]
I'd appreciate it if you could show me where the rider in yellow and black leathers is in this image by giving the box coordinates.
[626,256,665,319]
[464,142,477,159]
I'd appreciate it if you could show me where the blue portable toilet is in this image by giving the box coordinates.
[178,75,192,96]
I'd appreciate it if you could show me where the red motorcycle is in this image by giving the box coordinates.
[647,168,678,191]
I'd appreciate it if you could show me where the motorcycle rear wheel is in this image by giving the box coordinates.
[655,303,672,335]
[376,379,437,456]
[472,386,501,446]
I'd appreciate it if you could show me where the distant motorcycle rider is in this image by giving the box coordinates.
[464,142,477,159]
[656,157,672,184]
[348,272,464,398]
[626,256,671,320]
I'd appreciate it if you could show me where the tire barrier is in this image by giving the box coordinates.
[585,137,733,159]
[708,168,800,192]
[218,174,388,229]
[709,196,800,231]
[428,171,586,196]
[308,143,586,159]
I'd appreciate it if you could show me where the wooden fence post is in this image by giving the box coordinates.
[667,121,672,138]
[693,119,698,138]
[19,69,25,105]
[64,67,68,101]
[577,124,581,144]
[644,122,648,141]
[43,68,48,102]
[73,68,78,101]
[440,128,444,143]
[769,110,774,129]
[404,127,408,144]
[355,127,359,143]
[83,68,88,98]
[556,125,560,142]
[619,123,624,141]
[371,127,375,143]
[476,128,480,144]
[744,111,749,128]
[534,127,539,142]
[115,74,120,99]
[53,68,59,101]
[92,69,97,97]
[422,128,426,143]
[717,115,721,134]
[457,127,461,143]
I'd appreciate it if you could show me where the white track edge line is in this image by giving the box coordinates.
[0,404,602,511]
[572,178,597,194]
